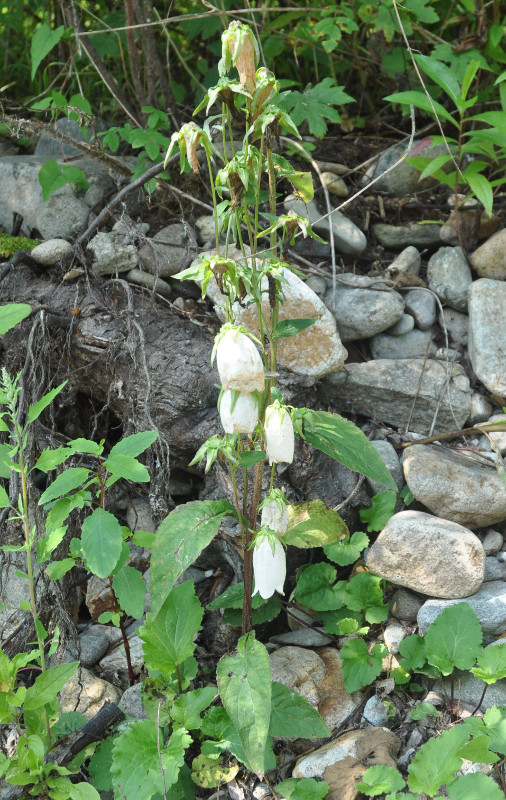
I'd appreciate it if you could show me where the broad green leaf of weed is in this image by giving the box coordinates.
[356,764,405,796]
[33,446,72,473]
[471,642,506,683]
[208,582,279,624]
[274,777,329,800]
[28,381,67,425]
[398,634,427,671]
[140,580,203,675]
[483,705,506,755]
[150,499,234,617]
[112,566,146,619]
[87,738,114,792]
[344,573,388,623]
[24,662,79,710]
[424,603,482,675]
[340,638,386,693]
[269,682,330,739]
[295,563,346,611]
[360,491,397,531]
[39,467,90,506]
[109,430,158,458]
[31,22,65,79]
[458,734,499,764]
[68,782,100,800]
[320,608,363,635]
[81,508,124,579]
[285,500,348,549]
[170,687,217,730]
[447,772,505,800]
[0,304,32,335]
[409,702,440,721]
[104,454,150,483]
[325,530,369,566]
[217,635,271,778]
[407,725,470,795]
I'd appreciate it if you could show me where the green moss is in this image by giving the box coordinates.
[0,234,39,258]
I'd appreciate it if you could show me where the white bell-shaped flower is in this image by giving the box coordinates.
[264,403,294,465]
[252,535,286,599]
[220,390,259,434]
[216,328,264,393]
[260,498,288,534]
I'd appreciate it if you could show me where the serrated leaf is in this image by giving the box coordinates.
[471,642,506,683]
[285,500,348,548]
[340,638,386,693]
[150,499,234,617]
[277,78,354,138]
[24,662,79,710]
[140,580,203,674]
[33,447,72,473]
[38,467,89,505]
[398,634,427,671]
[275,777,329,800]
[51,711,87,738]
[104,453,150,482]
[424,603,483,675]
[360,491,397,531]
[81,508,124,578]
[0,304,32,334]
[293,408,397,489]
[407,725,470,795]
[28,381,67,424]
[46,558,75,580]
[275,318,316,338]
[67,438,104,455]
[87,739,114,792]
[483,705,506,755]
[269,682,330,738]
[344,573,386,621]
[447,773,505,800]
[325,530,369,566]
[295,562,346,611]
[217,634,271,777]
[356,765,405,796]
[112,566,146,619]
[171,686,217,729]
[458,734,499,764]
[109,430,158,458]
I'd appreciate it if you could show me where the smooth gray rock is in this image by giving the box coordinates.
[386,313,415,336]
[138,223,198,277]
[78,627,110,667]
[470,228,506,280]
[427,246,472,311]
[363,696,398,727]
[438,306,468,347]
[468,279,506,396]
[125,268,172,297]
[34,117,107,157]
[366,510,485,598]
[367,440,404,496]
[324,358,471,435]
[403,444,506,529]
[373,222,442,249]
[383,620,408,654]
[31,238,72,265]
[284,194,367,255]
[364,140,448,195]
[484,556,506,581]
[325,282,404,341]
[417,581,506,638]
[370,328,436,360]
[404,288,437,330]
[482,529,504,556]
[119,683,148,719]
[386,246,421,276]
[88,231,138,275]
[270,629,332,647]
[37,192,92,240]
[389,587,424,622]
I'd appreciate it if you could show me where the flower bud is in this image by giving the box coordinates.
[264,403,294,465]
[252,535,286,599]
[260,498,288,534]
[216,328,264,393]
[220,390,259,434]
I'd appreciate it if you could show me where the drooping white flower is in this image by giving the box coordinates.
[264,403,294,465]
[216,327,264,393]
[252,535,286,599]
[260,497,288,534]
[219,390,259,434]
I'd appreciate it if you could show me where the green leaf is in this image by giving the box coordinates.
[33,446,72,473]
[112,566,146,619]
[398,634,427,671]
[345,573,387,622]
[324,530,369,566]
[277,78,354,138]
[0,304,31,335]
[88,739,115,792]
[37,525,67,562]
[24,662,79,710]
[31,22,65,80]
[237,449,266,468]
[275,777,329,800]
[68,782,101,800]
[356,765,405,796]
[38,160,89,202]
[407,725,470,795]
[471,642,506,683]
[269,682,330,738]
[360,491,397,531]
[28,381,67,424]
[293,409,397,489]
[0,485,9,509]
[465,171,493,217]
[39,467,90,505]
[67,438,104,455]
[171,686,217,729]
[51,711,87,738]
[112,720,191,800]
[384,90,457,126]
[217,634,271,778]
[46,558,75,580]
[340,638,386,693]
[285,500,348,548]
[413,53,461,106]
[447,773,505,800]
[81,508,124,578]
[131,530,154,547]
[0,444,12,478]
[150,499,234,617]
[424,603,483,675]
[104,454,150,482]
[295,563,346,611]
[458,734,499,764]
[409,702,440,720]
[275,319,316,338]
[109,430,158,458]
[483,706,506,755]
[140,580,203,674]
